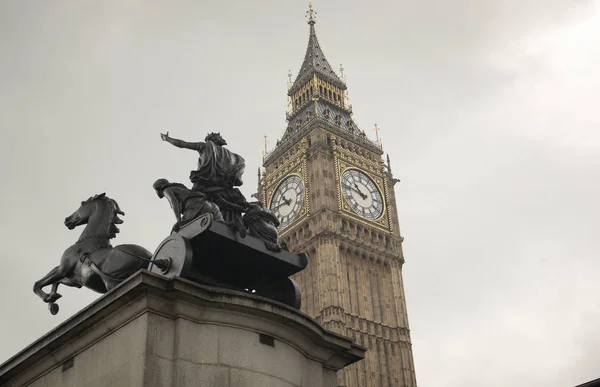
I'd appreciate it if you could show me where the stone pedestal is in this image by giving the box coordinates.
[0,271,365,387]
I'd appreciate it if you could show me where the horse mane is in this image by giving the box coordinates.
[84,193,124,239]
[106,198,124,238]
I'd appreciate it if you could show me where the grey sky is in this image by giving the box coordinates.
[1,1,599,386]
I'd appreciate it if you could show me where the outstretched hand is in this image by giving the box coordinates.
[160,131,170,141]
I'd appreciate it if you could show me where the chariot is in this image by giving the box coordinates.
[150,213,308,309]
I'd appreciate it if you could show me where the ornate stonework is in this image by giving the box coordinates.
[258,7,417,387]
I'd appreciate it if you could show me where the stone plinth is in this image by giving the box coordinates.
[0,271,365,387]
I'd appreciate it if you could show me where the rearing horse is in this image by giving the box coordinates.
[33,193,152,314]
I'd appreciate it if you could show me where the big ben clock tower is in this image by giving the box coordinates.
[258,5,417,387]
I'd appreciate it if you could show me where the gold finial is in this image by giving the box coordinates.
[373,123,381,143]
[306,2,317,24]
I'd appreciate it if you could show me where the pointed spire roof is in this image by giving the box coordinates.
[289,4,346,95]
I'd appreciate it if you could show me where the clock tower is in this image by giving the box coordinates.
[258,5,417,387]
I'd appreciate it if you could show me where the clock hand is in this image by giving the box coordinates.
[342,183,364,197]
[271,196,293,211]
[282,195,292,205]
[353,183,368,199]
[343,183,368,200]
[271,201,288,211]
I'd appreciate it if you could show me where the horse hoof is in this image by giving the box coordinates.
[48,303,59,315]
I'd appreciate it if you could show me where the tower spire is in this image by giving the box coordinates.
[290,3,344,94]
[306,2,317,26]
[269,3,383,161]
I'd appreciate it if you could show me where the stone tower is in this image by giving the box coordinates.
[258,5,417,387]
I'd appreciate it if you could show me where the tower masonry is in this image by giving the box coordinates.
[258,5,418,387]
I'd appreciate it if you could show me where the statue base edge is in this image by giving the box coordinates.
[1,270,365,387]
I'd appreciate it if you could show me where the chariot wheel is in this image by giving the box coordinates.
[150,234,193,278]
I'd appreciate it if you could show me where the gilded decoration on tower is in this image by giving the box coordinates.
[332,136,391,231]
[264,3,381,165]
[262,139,309,235]
[257,6,418,386]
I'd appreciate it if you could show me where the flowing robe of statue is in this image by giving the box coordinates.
[161,132,249,236]
[191,141,248,235]
[191,140,245,191]
[153,180,224,230]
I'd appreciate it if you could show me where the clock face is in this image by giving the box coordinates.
[269,175,305,229]
[341,169,384,220]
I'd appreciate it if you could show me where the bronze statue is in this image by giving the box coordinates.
[32,193,162,315]
[160,132,248,236]
[28,128,309,312]
[243,202,282,252]
[153,178,223,231]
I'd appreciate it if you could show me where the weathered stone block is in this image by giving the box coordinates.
[0,272,365,387]
[218,325,303,385]
[230,368,298,387]
[175,319,219,365]
[175,361,230,387]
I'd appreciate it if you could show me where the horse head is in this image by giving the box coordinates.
[64,193,124,238]
[64,193,104,229]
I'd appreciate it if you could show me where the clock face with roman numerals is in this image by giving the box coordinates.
[341,169,384,220]
[269,175,305,229]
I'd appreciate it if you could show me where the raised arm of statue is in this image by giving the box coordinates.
[160,131,203,151]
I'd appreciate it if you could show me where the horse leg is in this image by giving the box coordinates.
[33,266,62,302]
[47,276,81,300]
[49,282,61,299]
[59,276,82,288]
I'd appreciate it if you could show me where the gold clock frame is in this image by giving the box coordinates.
[339,167,386,221]
[267,172,308,231]
[263,146,309,236]
[332,137,391,232]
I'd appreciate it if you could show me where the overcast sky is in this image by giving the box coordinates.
[1,1,599,386]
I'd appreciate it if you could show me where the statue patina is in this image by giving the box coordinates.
[32,131,307,313]
[153,178,224,231]
[32,193,169,315]
[243,202,282,252]
[160,131,248,236]
[151,131,306,308]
